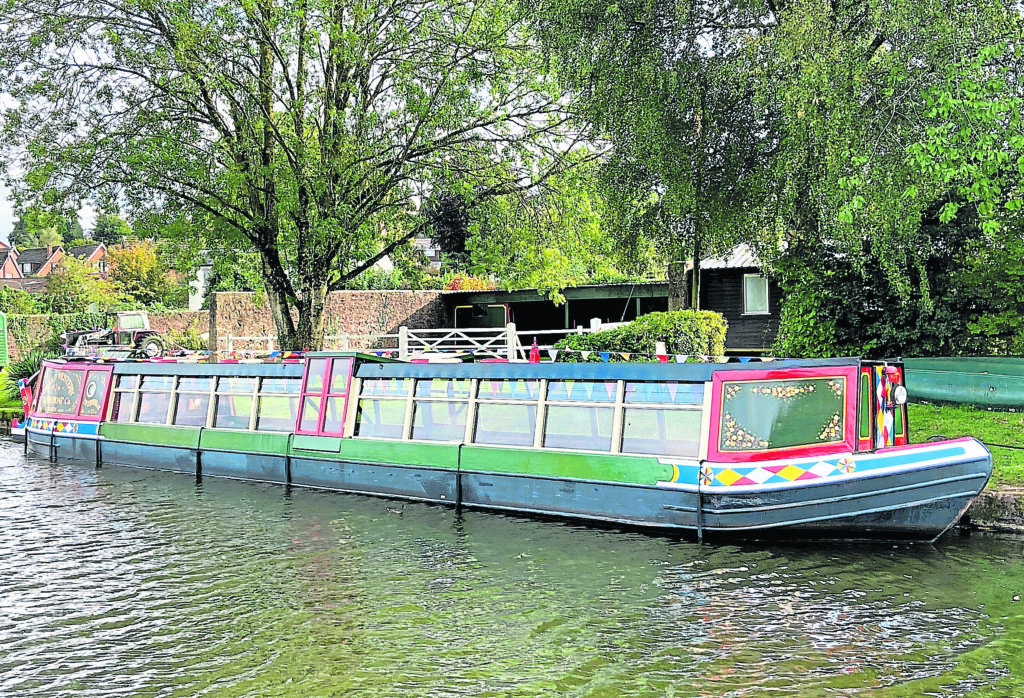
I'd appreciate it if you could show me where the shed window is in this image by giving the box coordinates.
[743,274,769,314]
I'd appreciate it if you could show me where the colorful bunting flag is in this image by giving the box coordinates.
[547,349,558,361]
[620,352,631,361]
[580,351,591,361]
[599,351,610,363]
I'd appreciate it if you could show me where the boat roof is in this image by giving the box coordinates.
[44,355,861,382]
[354,357,858,381]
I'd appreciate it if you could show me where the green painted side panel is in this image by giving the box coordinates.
[292,434,343,453]
[312,438,460,469]
[200,429,290,455]
[460,445,672,485]
[98,422,200,448]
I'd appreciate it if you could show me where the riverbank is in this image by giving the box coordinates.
[909,403,1024,532]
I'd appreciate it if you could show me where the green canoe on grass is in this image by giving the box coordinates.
[904,357,1024,408]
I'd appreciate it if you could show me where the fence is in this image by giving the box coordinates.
[224,320,621,360]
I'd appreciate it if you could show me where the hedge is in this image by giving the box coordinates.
[554,310,728,362]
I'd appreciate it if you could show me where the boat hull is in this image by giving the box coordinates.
[23,419,991,541]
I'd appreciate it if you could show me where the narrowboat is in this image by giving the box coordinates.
[21,354,992,541]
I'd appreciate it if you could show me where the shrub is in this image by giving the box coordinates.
[554,310,727,362]
[2,348,57,400]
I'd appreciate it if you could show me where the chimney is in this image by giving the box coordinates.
[46,244,52,258]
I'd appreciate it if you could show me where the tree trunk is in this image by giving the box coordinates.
[691,230,702,311]
[294,281,329,351]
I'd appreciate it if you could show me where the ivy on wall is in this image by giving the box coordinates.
[8,313,106,356]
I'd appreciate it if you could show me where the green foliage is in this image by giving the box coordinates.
[773,205,992,359]
[90,213,131,246]
[554,310,727,361]
[0,287,41,315]
[8,313,106,354]
[0,0,588,350]
[961,231,1024,354]
[107,240,176,307]
[2,348,56,400]
[467,157,634,301]
[42,256,125,313]
[163,326,208,352]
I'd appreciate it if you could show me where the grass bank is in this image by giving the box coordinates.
[909,403,1024,486]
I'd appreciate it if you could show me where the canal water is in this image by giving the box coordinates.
[2,439,1023,697]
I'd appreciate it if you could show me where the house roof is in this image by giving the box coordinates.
[0,249,13,266]
[17,246,62,266]
[699,244,761,270]
[67,243,105,259]
[0,278,47,292]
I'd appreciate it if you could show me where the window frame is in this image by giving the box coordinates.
[33,364,114,421]
[296,357,354,436]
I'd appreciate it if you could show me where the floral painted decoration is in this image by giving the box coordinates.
[817,413,842,441]
[722,413,770,449]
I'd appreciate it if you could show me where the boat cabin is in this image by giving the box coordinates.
[29,355,908,462]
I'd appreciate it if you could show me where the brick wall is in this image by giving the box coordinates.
[4,310,208,361]
[208,290,449,352]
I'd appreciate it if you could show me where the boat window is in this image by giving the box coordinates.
[177,376,212,392]
[110,392,135,422]
[140,375,174,390]
[415,378,472,399]
[299,396,322,432]
[474,403,536,446]
[546,380,616,402]
[412,401,468,441]
[354,399,406,439]
[214,394,254,430]
[261,378,301,394]
[361,378,410,397]
[621,408,701,457]
[37,367,83,415]
[624,382,703,405]
[78,371,110,417]
[718,377,846,452]
[256,394,299,432]
[322,396,348,434]
[543,405,613,451]
[329,358,353,394]
[116,375,139,390]
[478,379,538,400]
[136,391,172,424]
[173,392,210,427]
[219,377,256,393]
[304,358,327,393]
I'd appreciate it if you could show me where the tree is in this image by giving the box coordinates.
[91,214,132,247]
[532,0,1023,297]
[1,0,591,349]
[106,240,173,307]
[772,203,992,359]
[42,257,124,313]
[8,208,67,249]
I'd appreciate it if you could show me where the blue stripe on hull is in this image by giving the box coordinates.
[26,431,98,463]
[100,441,197,475]
[290,457,458,504]
[200,450,287,484]
[459,471,699,529]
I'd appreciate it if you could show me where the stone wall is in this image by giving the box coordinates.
[208,290,449,352]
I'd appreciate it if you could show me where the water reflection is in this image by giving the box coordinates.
[1,440,1023,696]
